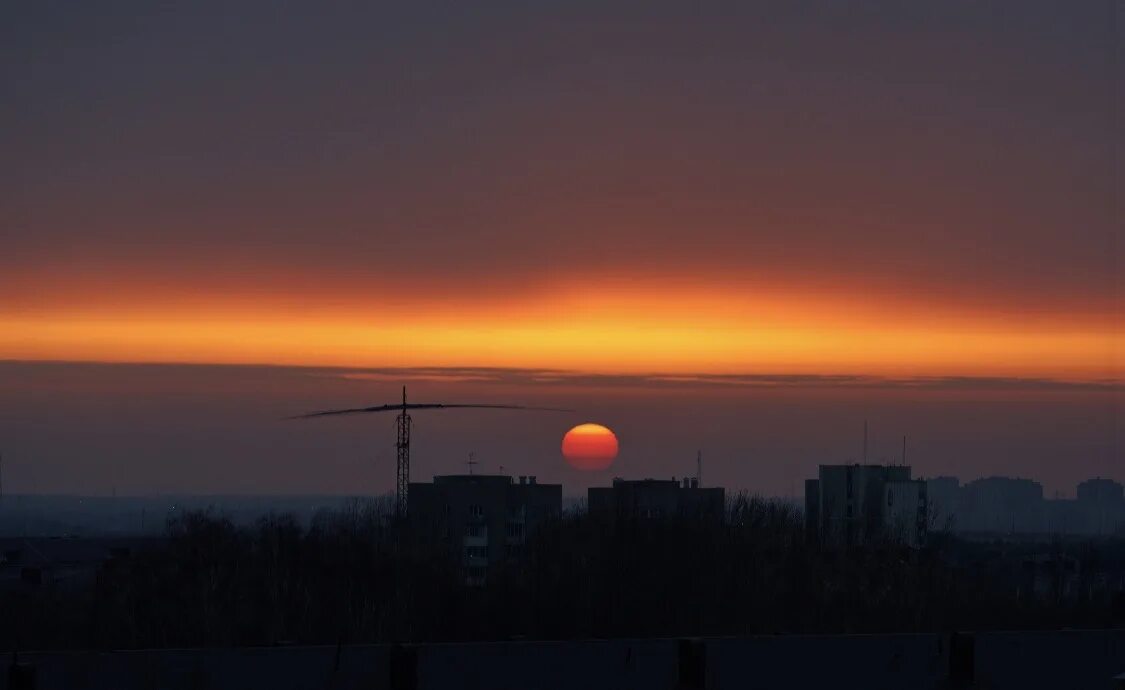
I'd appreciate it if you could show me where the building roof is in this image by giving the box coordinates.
[412,475,560,488]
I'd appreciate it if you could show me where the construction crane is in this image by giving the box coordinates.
[291,386,568,516]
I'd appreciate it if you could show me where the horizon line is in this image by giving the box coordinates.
[1,358,1121,392]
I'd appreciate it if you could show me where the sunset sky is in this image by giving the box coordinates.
[1,1,1120,495]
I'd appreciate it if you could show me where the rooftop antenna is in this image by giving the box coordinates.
[291,386,570,517]
[396,386,411,514]
[467,452,478,476]
[902,435,907,467]
[696,450,702,486]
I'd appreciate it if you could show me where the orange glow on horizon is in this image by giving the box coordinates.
[0,283,1119,380]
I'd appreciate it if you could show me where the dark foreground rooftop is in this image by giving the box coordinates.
[5,629,1124,690]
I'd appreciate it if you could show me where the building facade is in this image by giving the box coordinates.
[922,475,1124,537]
[588,478,725,523]
[408,475,561,585]
[806,464,925,547]
[1075,477,1124,535]
[925,476,961,532]
[1077,477,1124,503]
[883,479,928,548]
[958,476,1045,534]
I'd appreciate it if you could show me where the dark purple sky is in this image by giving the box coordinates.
[0,1,1120,496]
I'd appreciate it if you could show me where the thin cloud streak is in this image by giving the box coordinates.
[325,366,1123,392]
[3,360,1117,392]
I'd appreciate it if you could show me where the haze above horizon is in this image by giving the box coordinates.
[0,1,1119,495]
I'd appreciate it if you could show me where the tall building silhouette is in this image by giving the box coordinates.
[409,474,561,586]
[806,465,927,547]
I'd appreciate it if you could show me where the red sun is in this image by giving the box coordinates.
[561,423,619,471]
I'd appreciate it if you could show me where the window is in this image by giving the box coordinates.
[469,504,484,518]
[465,546,487,559]
[466,524,484,538]
[506,522,524,539]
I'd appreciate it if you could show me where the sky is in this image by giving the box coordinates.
[0,1,1121,496]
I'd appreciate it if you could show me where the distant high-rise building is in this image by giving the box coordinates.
[807,464,924,547]
[409,475,561,586]
[1075,477,1124,535]
[926,476,961,532]
[915,475,1124,537]
[588,478,725,524]
[884,479,928,548]
[1077,477,1124,503]
[959,477,1044,534]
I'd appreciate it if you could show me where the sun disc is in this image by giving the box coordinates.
[561,423,619,471]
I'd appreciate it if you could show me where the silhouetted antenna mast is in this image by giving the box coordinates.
[291,387,570,517]
[396,386,411,515]
[696,450,703,486]
[902,435,907,467]
[467,452,478,476]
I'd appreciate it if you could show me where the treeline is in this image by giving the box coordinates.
[3,496,1122,650]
